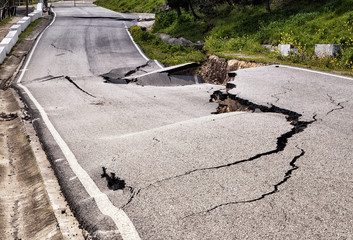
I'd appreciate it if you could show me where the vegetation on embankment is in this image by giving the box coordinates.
[152,0,353,72]
[96,0,353,73]
[129,26,206,65]
[0,16,13,27]
[93,0,164,13]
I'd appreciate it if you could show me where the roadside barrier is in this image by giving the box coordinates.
[0,7,42,64]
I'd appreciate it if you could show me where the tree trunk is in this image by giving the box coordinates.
[265,0,271,12]
[176,6,181,16]
[187,0,200,19]
[226,0,234,6]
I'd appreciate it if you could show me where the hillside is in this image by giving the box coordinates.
[95,0,353,73]
[93,0,164,13]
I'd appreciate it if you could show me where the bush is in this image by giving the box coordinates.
[340,47,353,67]
[129,26,206,65]
[153,11,178,32]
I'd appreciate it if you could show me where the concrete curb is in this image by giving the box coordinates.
[0,10,43,64]
[0,46,6,63]
[0,38,13,54]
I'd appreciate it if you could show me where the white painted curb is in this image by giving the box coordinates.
[17,20,29,32]
[28,13,37,22]
[6,31,19,45]
[16,9,142,240]
[10,24,21,35]
[0,11,43,64]
[0,38,13,54]
[0,46,6,64]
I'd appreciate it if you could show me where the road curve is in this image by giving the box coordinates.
[16,2,353,240]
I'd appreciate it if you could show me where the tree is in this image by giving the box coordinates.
[168,0,200,18]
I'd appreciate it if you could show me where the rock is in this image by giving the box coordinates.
[155,33,204,48]
[262,44,277,52]
[315,44,341,57]
[155,33,171,42]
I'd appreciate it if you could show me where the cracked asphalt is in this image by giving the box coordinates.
[16,2,353,240]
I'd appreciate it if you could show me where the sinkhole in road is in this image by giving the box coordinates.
[209,87,316,150]
[101,167,126,191]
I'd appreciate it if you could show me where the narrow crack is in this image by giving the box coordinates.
[121,93,317,209]
[326,94,348,116]
[64,76,96,98]
[124,60,151,78]
[51,43,73,53]
[271,87,292,103]
[40,75,64,82]
[142,113,315,189]
[184,146,305,218]
[121,89,347,213]
[121,188,141,209]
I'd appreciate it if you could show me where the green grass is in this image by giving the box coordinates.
[0,16,13,27]
[94,0,353,73]
[0,18,42,66]
[93,0,164,13]
[12,18,42,51]
[151,0,353,72]
[129,26,206,66]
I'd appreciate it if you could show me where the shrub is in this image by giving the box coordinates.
[129,26,206,65]
[153,11,178,32]
[340,47,353,67]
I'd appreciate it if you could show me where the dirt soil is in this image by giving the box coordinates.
[0,12,85,240]
[199,55,266,85]
[0,89,64,239]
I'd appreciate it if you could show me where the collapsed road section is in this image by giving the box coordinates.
[101,61,203,86]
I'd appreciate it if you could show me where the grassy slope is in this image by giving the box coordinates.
[154,0,353,45]
[151,0,353,72]
[93,0,164,13]
[129,26,206,65]
[0,16,13,27]
[95,0,353,73]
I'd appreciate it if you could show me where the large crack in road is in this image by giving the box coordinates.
[117,89,321,217]
[64,76,96,98]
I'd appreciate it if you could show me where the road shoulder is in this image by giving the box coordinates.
[0,12,85,240]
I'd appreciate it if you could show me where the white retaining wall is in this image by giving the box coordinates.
[0,46,6,64]
[10,24,22,35]
[0,38,13,54]
[0,9,43,64]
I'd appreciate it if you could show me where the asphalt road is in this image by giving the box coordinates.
[16,2,353,240]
